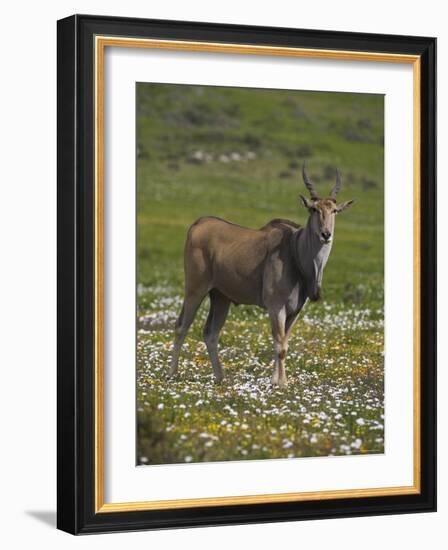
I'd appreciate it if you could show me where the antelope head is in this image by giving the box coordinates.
[299,163,354,244]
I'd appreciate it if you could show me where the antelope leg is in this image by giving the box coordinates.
[169,290,206,377]
[203,289,230,383]
[269,307,289,387]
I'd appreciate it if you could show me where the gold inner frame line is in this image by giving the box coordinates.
[94,35,421,514]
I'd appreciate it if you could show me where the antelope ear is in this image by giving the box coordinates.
[336,199,354,213]
[299,195,313,209]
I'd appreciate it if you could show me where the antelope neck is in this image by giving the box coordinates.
[293,220,332,299]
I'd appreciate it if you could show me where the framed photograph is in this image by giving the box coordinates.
[57,14,436,534]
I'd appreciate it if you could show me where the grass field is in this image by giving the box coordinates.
[136,83,384,465]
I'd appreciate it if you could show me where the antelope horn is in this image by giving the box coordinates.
[330,169,342,200]
[302,162,318,200]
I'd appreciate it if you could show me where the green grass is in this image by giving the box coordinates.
[136,83,384,465]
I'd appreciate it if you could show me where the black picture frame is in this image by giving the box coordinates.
[57,14,436,535]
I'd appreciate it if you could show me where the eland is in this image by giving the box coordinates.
[169,164,354,386]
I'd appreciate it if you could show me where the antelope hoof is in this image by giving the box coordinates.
[271,375,288,388]
[167,366,178,378]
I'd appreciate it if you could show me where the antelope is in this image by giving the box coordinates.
[169,165,354,386]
